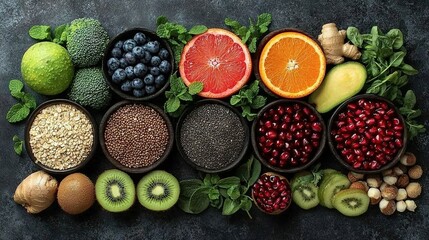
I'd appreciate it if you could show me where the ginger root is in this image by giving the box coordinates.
[14,170,58,214]
[318,23,361,64]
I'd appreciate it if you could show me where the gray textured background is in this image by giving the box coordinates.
[1,0,428,239]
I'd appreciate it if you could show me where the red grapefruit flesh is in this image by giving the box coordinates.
[179,28,252,98]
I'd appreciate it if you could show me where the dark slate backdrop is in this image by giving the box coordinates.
[1,1,428,239]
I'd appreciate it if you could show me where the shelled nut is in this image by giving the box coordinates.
[349,181,367,191]
[396,188,407,201]
[383,175,398,185]
[393,166,405,176]
[367,175,382,188]
[381,185,398,200]
[368,187,381,205]
[396,174,409,188]
[405,200,417,212]
[348,171,365,182]
[408,165,423,180]
[406,182,422,199]
[400,152,416,166]
[396,200,406,212]
[379,199,396,215]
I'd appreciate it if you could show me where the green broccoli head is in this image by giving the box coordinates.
[67,18,109,68]
[68,67,112,110]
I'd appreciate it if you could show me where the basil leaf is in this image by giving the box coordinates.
[222,198,241,215]
[208,188,220,201]
[248,157,262,187]
[210,175,220,185]
[217,176,241,188]
[189,187,210,214]
[240,197,253,212]
[180,179,203,198]
[227,186,241,200]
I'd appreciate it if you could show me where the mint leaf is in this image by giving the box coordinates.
[230,95,242,106]
[7,103,30,123]
[257,13,272,33]
[13,135,24,156]
[169,75,186,94]
[188,82,203,95]
[53,24,68,45]
[23,93,37,109]
[29,25,51,41]
[250,95,266,109]
[9,80,24,97]
[224,18,241,31]
[156,16,168,26]
[165,97,180,113]
[178,92,193,101]
[188,25,208,35]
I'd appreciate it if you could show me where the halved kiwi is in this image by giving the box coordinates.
[137,170,180,211]
[332,188,370,217]
[95,169,136,212]
[292,183,319,210]
[318,173,351,208]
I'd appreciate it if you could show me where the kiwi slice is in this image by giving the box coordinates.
[95,169,136,212]
[290,171,312,190]
[332,188,370,217]
[292,183,319,210]
[318,173,351,208]
[137,170,180,211]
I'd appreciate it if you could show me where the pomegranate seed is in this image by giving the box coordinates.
[273,114,280,122]
[311,122,322,132]
[264,121,272,129]
[395,138,403,147]
[366,118,376,126]
[281,123,288,130]
[266,130,277,139]
[275,140,284,148]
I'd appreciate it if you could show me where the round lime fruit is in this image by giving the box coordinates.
[21,42,74,95]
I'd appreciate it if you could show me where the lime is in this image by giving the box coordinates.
[21,42,74,95]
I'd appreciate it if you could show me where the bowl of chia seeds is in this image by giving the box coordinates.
[25,99,98,174]
[176,99,250,173]
[99,101,174,173]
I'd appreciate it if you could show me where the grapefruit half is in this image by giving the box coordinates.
[179,28,252,98]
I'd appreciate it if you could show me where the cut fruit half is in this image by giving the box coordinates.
[332,188,369,217]
[318,173,351,208]
[179,28,252,98]
[258,31,326,98]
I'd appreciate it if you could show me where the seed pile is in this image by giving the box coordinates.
[180,103,246,170]
[104,104,169,168]
[29,103,94,170]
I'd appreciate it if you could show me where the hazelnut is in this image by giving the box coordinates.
[395,188,407,201]
[382,169,393,176]
[396,174,409,188]
[406,182,422,199]
[368,187,381,205]
[347,171,365,182]
[349,181,367,191]
[400,152,416,166]
[383,175,398,185]
[379,199,396,215]
[367,175,382,188]
[405,200,417,212]
[379,182,388,192]
[381,185,398,200]
[408,165,423,180]
[393,166,405,176]
[396,200,406,213]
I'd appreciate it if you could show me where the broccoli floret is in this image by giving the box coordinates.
[68,67,112,110]
[67,18,109,67]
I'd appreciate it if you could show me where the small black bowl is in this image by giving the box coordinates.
[99,101,174,174]
[102,28,174,101]
[175,99,250,173]
[327,94,408,174]
[25,99,98,174]
[251,99,326,173]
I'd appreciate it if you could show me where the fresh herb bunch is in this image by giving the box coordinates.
[347,26,425,139]
[156,16,208,65]
[164,73,203,117]
[230,80,267,121]
[28,24,68,46]
[224,13,272,53]
[6,80,37,123]
[291,164,323,191]
[12,135,24,156]
[178,156,261,218]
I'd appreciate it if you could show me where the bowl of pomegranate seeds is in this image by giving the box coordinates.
[328,94,408,173]
[251,99,326,173]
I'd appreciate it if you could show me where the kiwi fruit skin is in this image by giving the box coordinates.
[319,173,351,208]
[137,170,180,211]
[332,188,369,217]
[57,173,95,215]
[292,183,319,210]
[95,169,135,213]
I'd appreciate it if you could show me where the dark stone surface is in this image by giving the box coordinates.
[1,0,428,239]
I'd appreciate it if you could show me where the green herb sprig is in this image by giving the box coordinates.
[347,26,425,139]
[224,13,272,53]
[164,74,203,117]
[156,16,208,65]
[6,80,37,123]
[178,156,261,218]
[12,135,24,156]
[230,80,267,121]
[28,24,68,46]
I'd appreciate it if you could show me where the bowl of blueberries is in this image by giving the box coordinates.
[102,28,174,101]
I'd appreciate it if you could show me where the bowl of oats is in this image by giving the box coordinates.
[25,99,97,174]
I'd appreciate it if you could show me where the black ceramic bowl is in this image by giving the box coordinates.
[102,28,174,101]
[251,99,326,173]
[99,101,174,174]
[175,99,250,173]
[328,94,408,174]
[25,99,97,174]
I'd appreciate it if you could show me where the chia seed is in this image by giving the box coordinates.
[179,103,246,170]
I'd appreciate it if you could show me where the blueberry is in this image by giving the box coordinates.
[124,66,135,79]
[121,81,133,92]
[107,57,120,71]
[114,40,124,49]
[119,58,128,68]
[134,32,147,45]
[140,51,152,64]
[132,46,145,59]
[145,85,156,95]
[150,56,161,66]
[158,48,170,60]
[111,48,122,58]
[159,60,171,73]
[124,52,137,65]
[155,75,166,88]
[131,78,144,89]
[133,63,147,77]
[112,68,126,84]
[144,74,155,85]
[150,67,160,76]
[144,41,160,54]
[123,39,137,52]
[133,89,145,97]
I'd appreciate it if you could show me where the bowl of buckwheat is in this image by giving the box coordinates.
[25,99,98,174]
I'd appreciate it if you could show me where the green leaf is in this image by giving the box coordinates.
[249,80,259,93]
[203,174,213,186]
[13,135,23,156]
[389,51,405,67]
[188,25,208,35]
[208,188,220,201]
[210,175,220,185]
[188,82,204,95]
[346,26,363,47]
[224,18,241,31]
[177,196,193,213]
[180,179,203,198]
[240,196,253,212]
[244,112,257,121]
[188,187,210,214]
[169,75,186,94]
[256,13,272,33]
[403,90,416,109]
[230,95,242,106]
[53,24,68,45]
[178,92,193,101]
[248,157,262,187]
[250,95,267,109]
[222,198,241,215]
[156,16,168,26]
[400,63,418,75]
[386,29,403,49]
[217,176,241,188]
[29,25,51,41]
[165,97,180,113]
[23,93,37,109]
[227,186,241,200]
[236,158,252,183]
[6,103,30,123]
[9,80,24,98]
[248,37,258,53]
